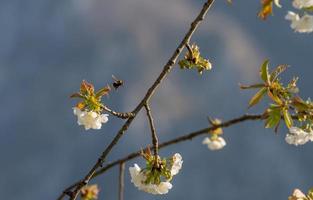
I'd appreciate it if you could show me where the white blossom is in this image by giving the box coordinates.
[292,0,313,9]
[285,127,313,146]
[73,107,109,130]
[288,188,307,200]
[202,136,226,150]
[274,0,282,8]
[129,164,172,195]
[170,153,183,176]
[285,11,313,33]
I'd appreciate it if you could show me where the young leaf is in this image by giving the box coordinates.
[178,44,212,74]
[265,107,281,128]
[307,188,313,200]
[283,109,293,128]
[76,102,85,110]
[239,83,265,90]
[267,90,283,105]
[70,93,84,99]
[292,96,311,111]
[270,64,288,82]
[95,86,111,98]
[178,60,190,69]
[260,60,270,84]
[258,0,273,20]
[304,6,313,12]
[248,87,267,108]
[80,80,95,95]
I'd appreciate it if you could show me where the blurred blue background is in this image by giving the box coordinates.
[1,0,313,199]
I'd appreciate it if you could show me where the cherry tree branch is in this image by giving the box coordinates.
[57,1,215,199]
[59,113,266,197]
[101,105,134,119]
[144,104,159,157]
[56,182,80,200]
[92,114,266,177]
[118,162,125,200]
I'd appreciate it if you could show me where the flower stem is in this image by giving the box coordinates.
[144,104,159,159]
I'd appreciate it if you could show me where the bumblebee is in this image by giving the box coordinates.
[112,75,124,89]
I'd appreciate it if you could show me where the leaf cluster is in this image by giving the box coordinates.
[70,80,111,112]
[241,60,313,132]
[140,149,174,185]
[178,44,212,74]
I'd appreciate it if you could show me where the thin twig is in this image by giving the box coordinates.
[56,182,80,200]
[144,104,159,157]
[118,162,125,200]
[185,43,193,55]
[101,105,134,119]
[68,117,135,200]
[92,114,265,178]
[57,1,215,199]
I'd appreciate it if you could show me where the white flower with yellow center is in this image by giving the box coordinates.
[285,127,313,146]
[285,11,313,33]
[129,164,172,195]
[129,153,183,195]
[202,136,226,150]
[73,107,109,130]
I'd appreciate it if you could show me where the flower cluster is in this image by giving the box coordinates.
[286,0,313,33]
[257,0,313,33]
[80,184,100,200]
[73,107,109,130]
[286,127,313,146]
[286,11,313,33]
[202,118,226,151]
[71,80,111,130]
[129,151,183,195]
[129,164,173,195]
[203,136,226,150]
[178,44,212,75]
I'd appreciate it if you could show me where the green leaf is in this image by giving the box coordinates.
[267,90,283,105]
[69,93,84,99]
[197,56,212,71]
[239,83,265,90]
[292,96,310,112]
[248,87,267,108]
[270,64,288,81]
[307,188,313,200]
[265,107,281,128]
[260,60,270,84]
[283,109,293,128]
[95,86,111,98]
[304,6,313,12]
[178,60,188,69]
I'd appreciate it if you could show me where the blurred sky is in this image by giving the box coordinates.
[1,0,313,199]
